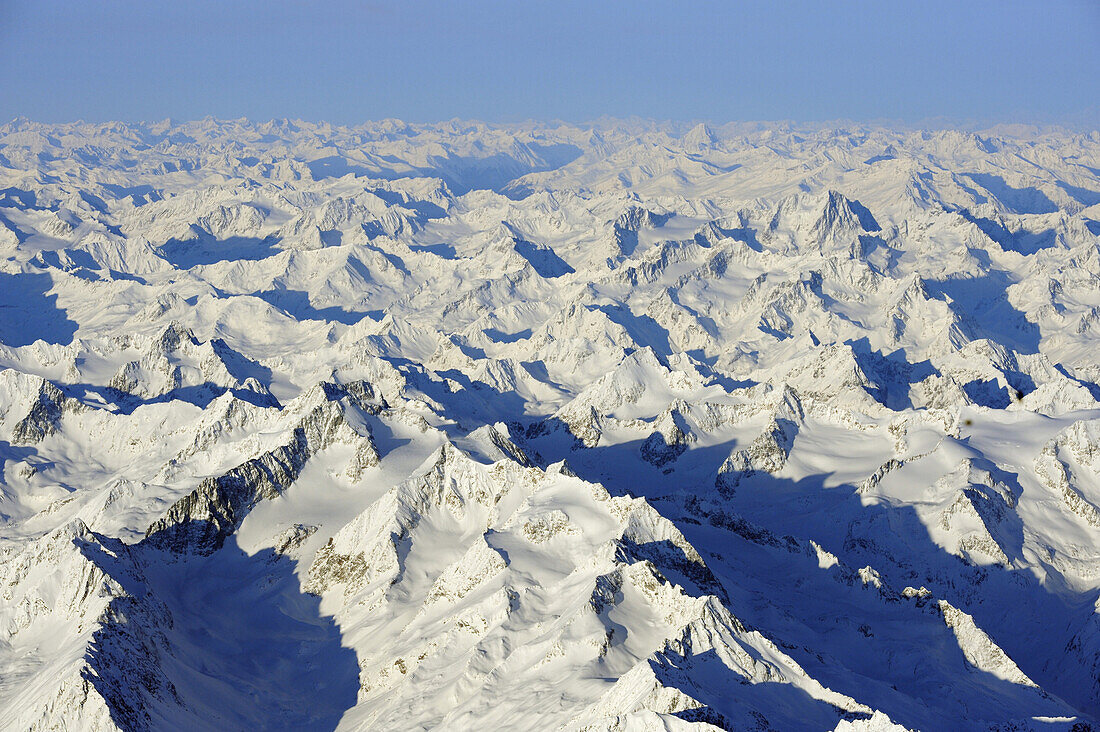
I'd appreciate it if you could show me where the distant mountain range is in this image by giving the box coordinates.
[1,117,1099,730]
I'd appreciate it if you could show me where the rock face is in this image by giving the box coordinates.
[1,118,1099,729]
[146,383,381,553]
[7,375,79,445]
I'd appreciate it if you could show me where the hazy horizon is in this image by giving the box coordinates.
[3,1,1098,126]
[5,115,1100,135]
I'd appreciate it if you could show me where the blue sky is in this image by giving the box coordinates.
[2,0,1098,125]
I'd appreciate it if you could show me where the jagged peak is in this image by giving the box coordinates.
[682,122,718,150]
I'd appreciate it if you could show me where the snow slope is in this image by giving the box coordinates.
[1,117,1100,730]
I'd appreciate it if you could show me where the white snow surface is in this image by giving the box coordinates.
[1,117,1100,730]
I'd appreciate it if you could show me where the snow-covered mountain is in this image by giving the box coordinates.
[1,117,1099,730]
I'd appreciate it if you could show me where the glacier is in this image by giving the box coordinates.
[0,117,1099,730]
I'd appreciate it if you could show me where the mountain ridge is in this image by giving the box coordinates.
[1,118,1099,730]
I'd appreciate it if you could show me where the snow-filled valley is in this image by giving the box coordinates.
[1,117,1099,730]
